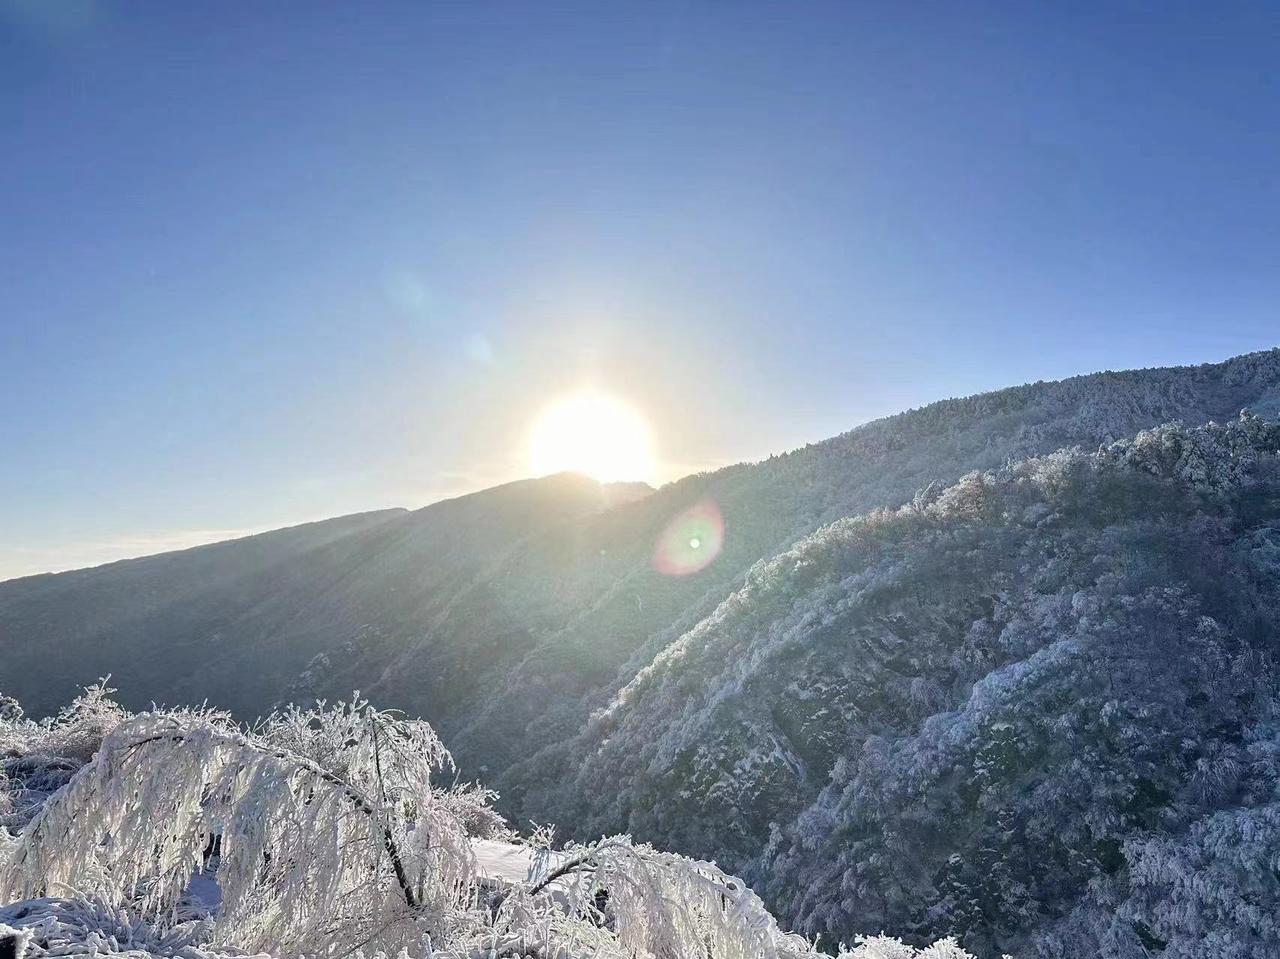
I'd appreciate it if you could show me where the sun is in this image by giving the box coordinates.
[529,391,655,483]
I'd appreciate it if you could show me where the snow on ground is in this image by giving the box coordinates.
[186,871,223,913]
[472,838,539,885]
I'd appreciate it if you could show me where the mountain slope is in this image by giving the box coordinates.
[0,473,632,718]
[532,413,1280,957]
[462,348,1280,797]
[3,350,1280,784]
[0,508,404,716]
[4,350,1280,957]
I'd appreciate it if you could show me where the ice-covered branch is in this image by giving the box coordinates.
[0,704,474,956]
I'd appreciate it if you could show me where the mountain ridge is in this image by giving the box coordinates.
[4,348,1279,734]
[5,347,1280,956]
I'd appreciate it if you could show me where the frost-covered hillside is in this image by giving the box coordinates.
[526,412,1280,957]
[454,349,1280,789]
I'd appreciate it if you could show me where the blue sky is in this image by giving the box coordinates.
[3,1,1279,578]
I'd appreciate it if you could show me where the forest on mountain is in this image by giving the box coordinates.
[528,411,1280,957]
[3,351,1279,752]
[4,350,1280,956]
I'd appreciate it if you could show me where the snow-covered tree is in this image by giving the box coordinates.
[0,688,976,959]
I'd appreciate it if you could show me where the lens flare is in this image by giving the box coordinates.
[652,498,724,576]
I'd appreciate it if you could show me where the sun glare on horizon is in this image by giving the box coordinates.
[528,391,655,483]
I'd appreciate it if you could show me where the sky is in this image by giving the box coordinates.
[3,1,1280,579]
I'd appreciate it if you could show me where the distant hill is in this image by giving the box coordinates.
[0,473,638,719]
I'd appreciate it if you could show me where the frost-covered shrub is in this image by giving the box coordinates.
[0,680,126,764]
[0,687,977,959]
[0,703,477,956]
[842,936,1005,959]
[0,896,239,959]
[0,681,130,831]
[518,835,818,959]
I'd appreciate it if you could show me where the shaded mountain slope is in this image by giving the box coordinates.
[0,508,404,716]
[0,473,630,718]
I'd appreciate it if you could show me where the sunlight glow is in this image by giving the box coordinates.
[528,391,655,483]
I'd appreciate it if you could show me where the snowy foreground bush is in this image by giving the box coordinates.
[0,685,979,959]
